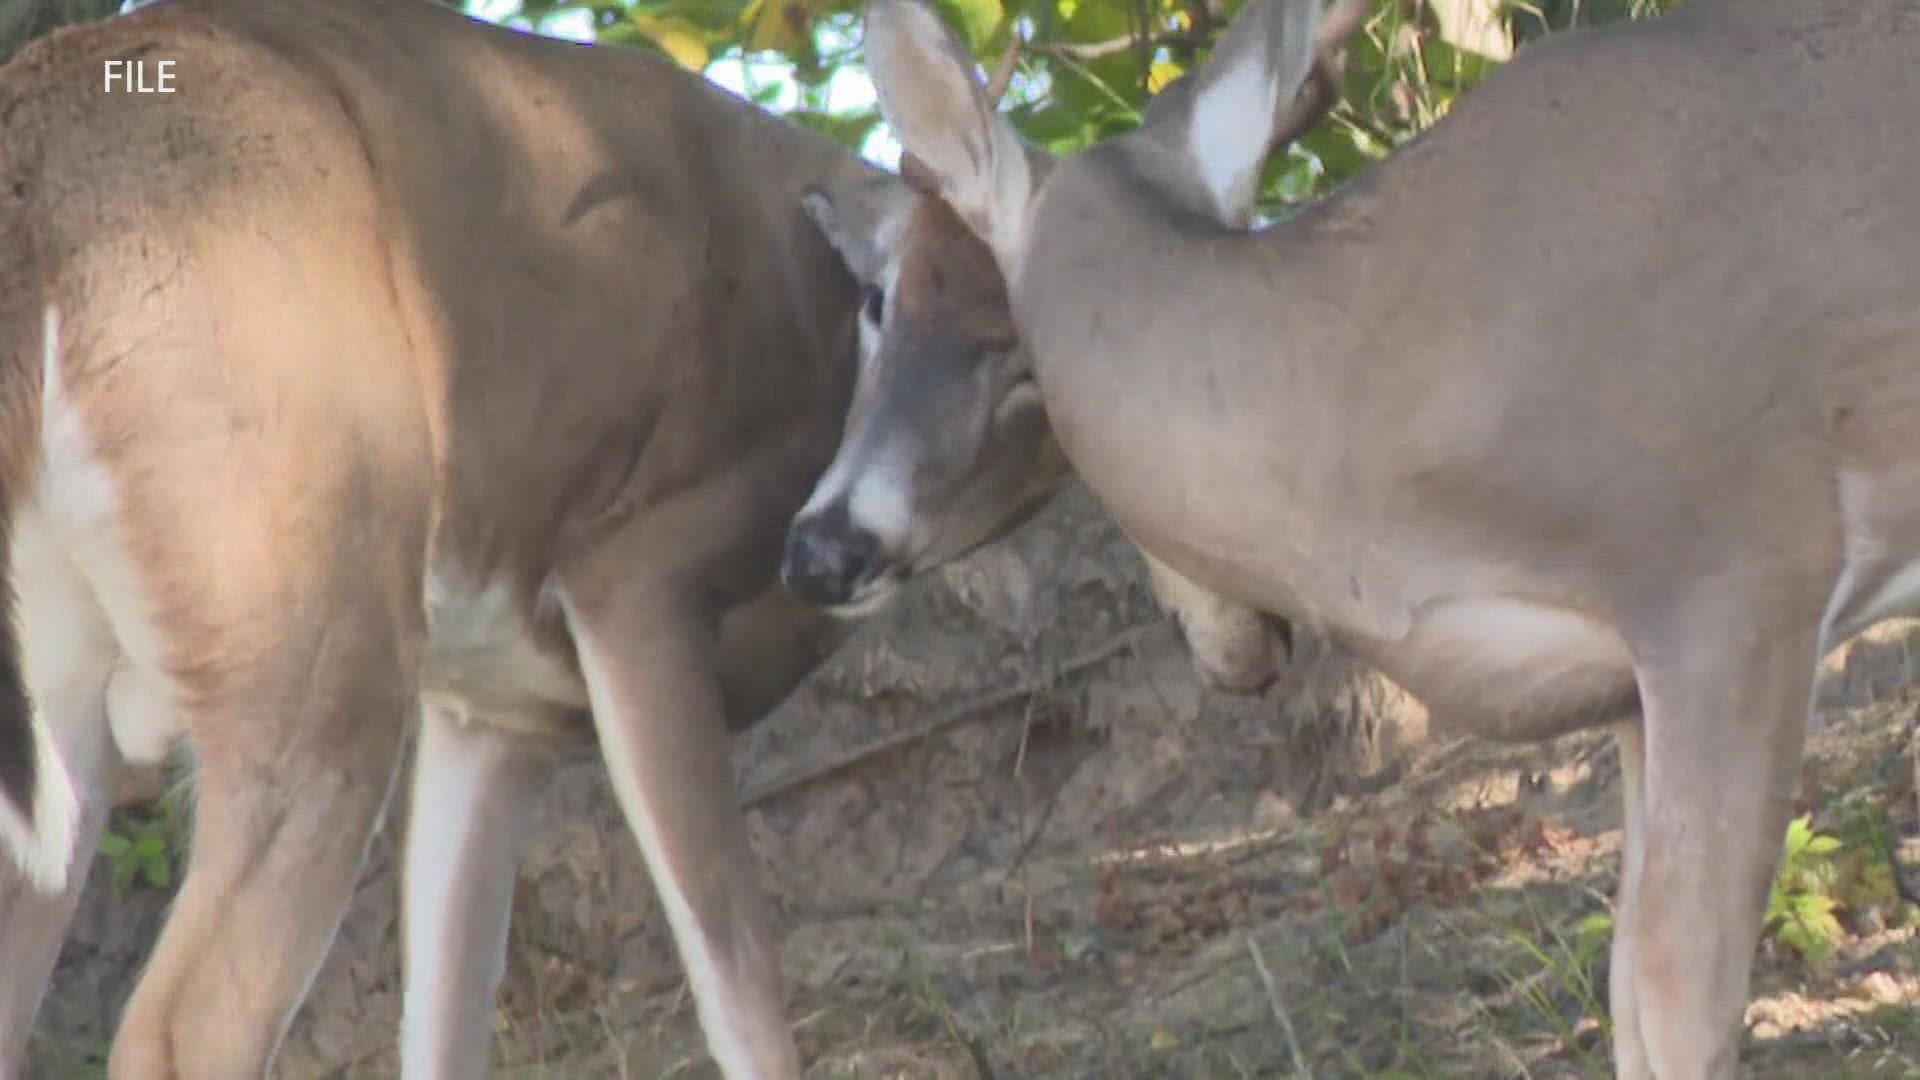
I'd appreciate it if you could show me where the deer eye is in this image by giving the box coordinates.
[863,285,886,324]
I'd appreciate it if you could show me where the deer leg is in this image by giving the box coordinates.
[1622,613,1815,1080]
[399,705,556,1080]
[107,599,420,1080]
[1142,549,1285,694]
[0,517,122,1073]
[558,573,802,1080]
[713,585,847,732]
[0,697,117,1078]
[1608,717,1652,1080]
[0,785,113,1078]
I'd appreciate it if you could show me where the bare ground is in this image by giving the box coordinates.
[32,485,1920,1078]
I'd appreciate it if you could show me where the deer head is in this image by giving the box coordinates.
[781,2,1365,612]
[781,35,1070,612]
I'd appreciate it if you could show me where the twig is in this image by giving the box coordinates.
[1032,31,1199,61]
[1091,825,1295,871]
[1045,48,1141,119]
[1247,932,1314,1080]
[737,623,1160,809]
[1007,778,1064,873]
[983,32,1022,105]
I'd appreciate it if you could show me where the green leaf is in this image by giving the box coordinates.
[1573,912,1615,967]
[1146,59,1184,95]
[1774,895,1843,965]
[631,13,714,70]
[1784,815,1815,851]
[1055,0,1129,45]
[953,0,1004,49]
[739,0,811,53]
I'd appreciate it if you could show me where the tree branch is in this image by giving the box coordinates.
[1033,31,1203,61]
[737,623,1161,809]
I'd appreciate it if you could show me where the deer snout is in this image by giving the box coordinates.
[782,505,886,608]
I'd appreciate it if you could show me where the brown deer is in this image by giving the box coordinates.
[783,0,1920,1075]
[0,0,1039,1076]
[782,21,1369,691]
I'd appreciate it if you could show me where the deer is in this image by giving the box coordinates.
[779,0,1920,1075]
[0,0,1048,1076]
[783,30,1369,694]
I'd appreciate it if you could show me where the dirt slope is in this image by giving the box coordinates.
[34,485,1920,1078]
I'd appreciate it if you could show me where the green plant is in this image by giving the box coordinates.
[98,794,185,899]
[1765,814,1846,966]
[487,0,1687,228]
[1492,902,1613,1069]
[1570,910,1613,972]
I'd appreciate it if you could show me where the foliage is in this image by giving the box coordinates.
[0,0,1695,218]
[1766,814,1847,965]
[475,0,1686,216]
[1560,815,1859,976]
[1488,901,1614,1071]
[98,792,186,899]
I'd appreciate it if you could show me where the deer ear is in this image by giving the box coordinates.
[865,0,1034,260]
[801,176,916,283]
[1178,0,1323,221]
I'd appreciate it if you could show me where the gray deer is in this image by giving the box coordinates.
[782,0,1920,1075]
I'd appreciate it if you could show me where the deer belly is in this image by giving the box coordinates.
[1389,597,1640,741]
[422,574,588,736]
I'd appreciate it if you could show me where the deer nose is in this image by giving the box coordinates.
[782,506,883,606]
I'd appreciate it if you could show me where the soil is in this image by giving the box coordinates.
[30,485,1920,1078]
